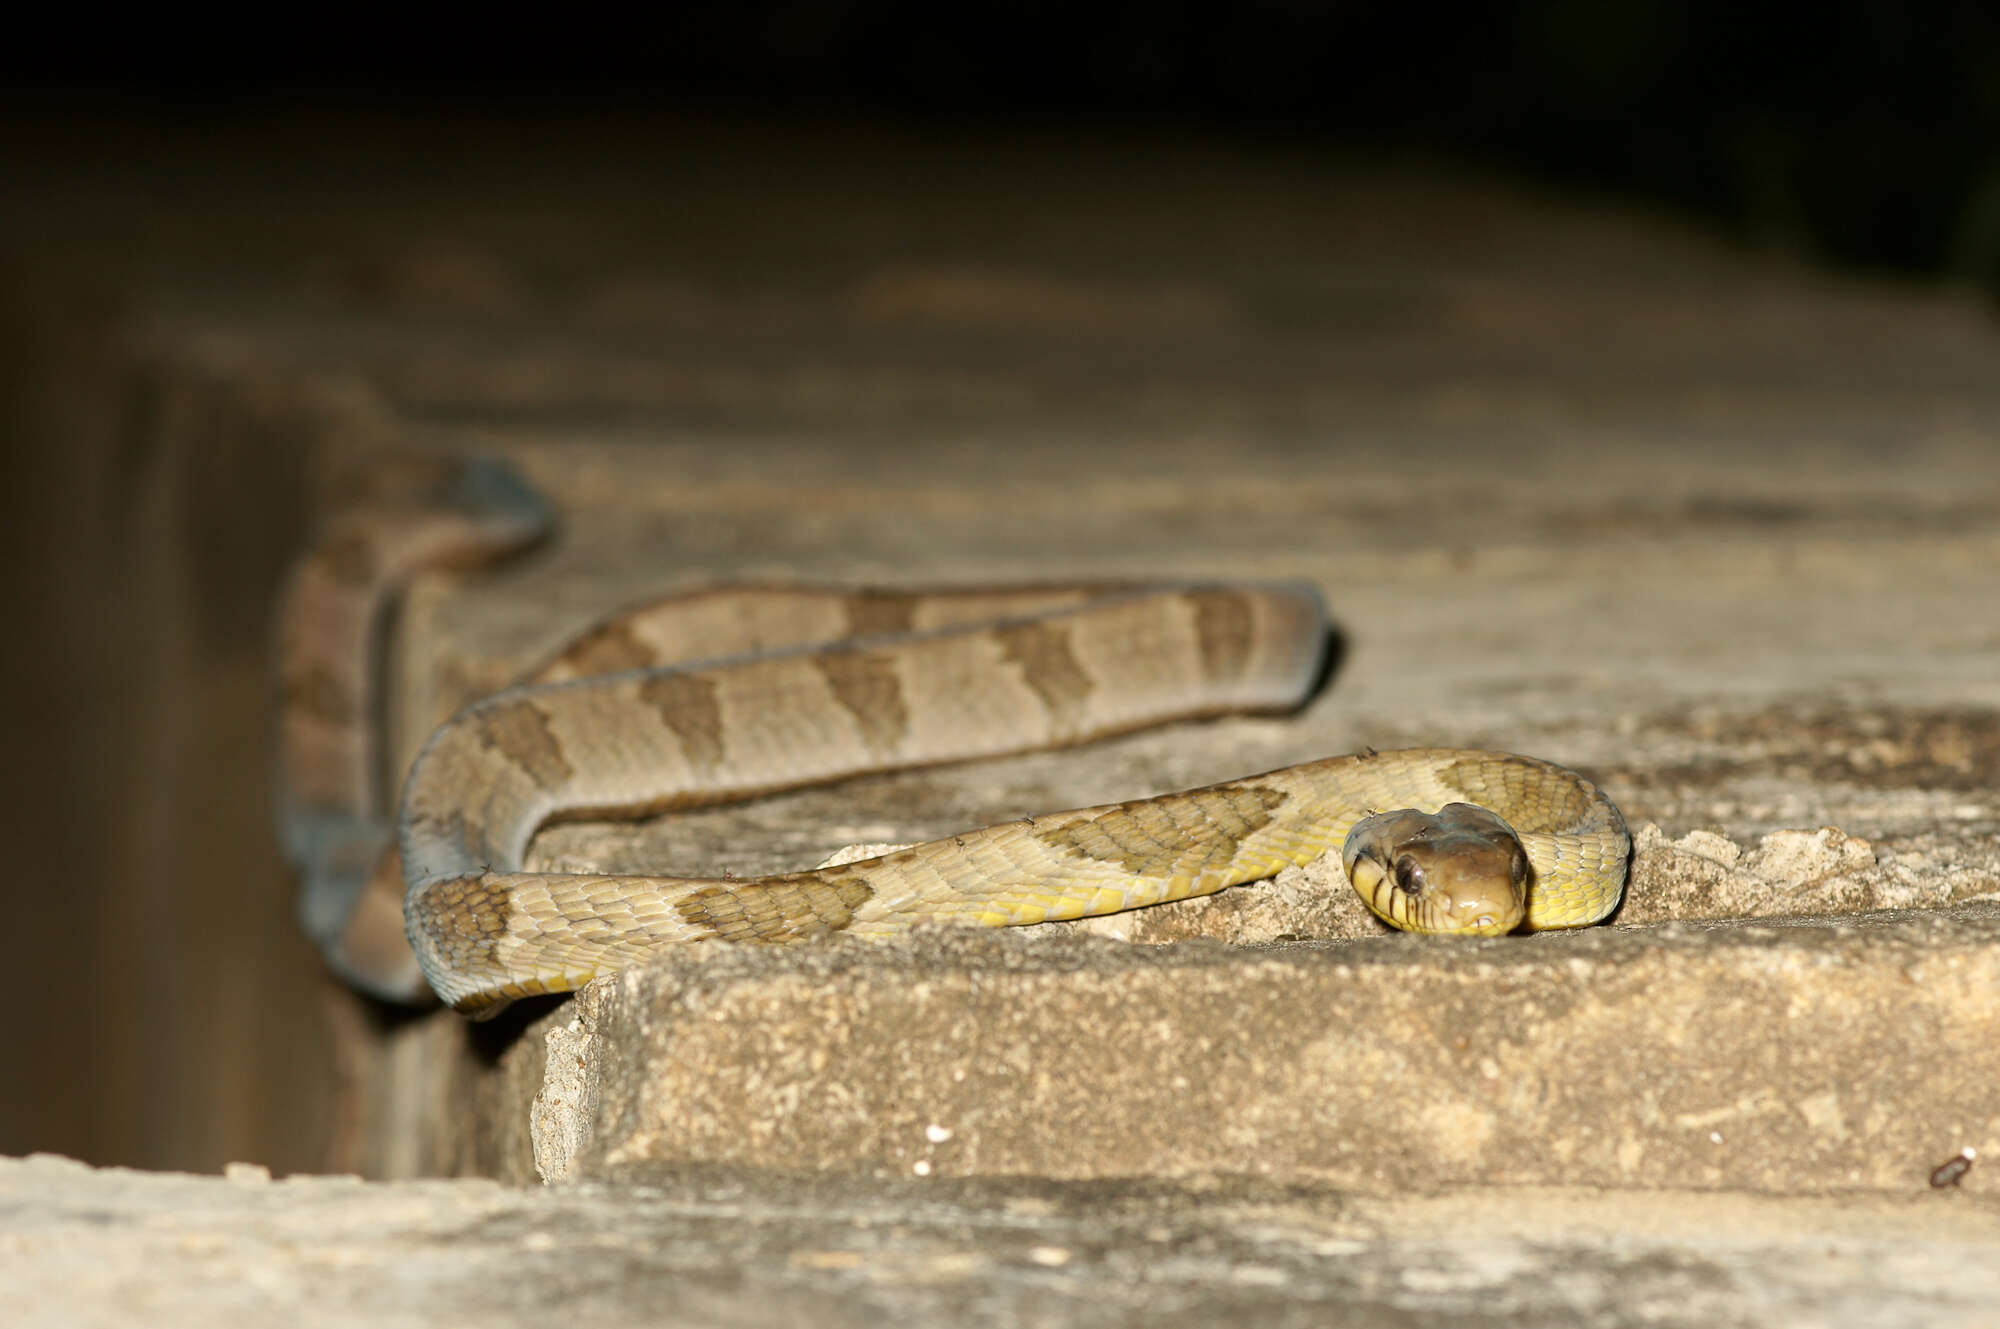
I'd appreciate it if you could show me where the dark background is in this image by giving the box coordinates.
[7,0,1999,286]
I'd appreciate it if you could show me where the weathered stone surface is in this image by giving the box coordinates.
[8,1153,1998,1329]
[515,904,2000,1189]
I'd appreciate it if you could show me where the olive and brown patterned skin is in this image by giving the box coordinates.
[406,742,1628,1018]
[276,454,552,992]
[276,456,1631,1018]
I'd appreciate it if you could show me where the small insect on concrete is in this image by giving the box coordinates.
[1929,1147,1977,1189]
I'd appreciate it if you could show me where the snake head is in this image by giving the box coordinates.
[1341,802,1531,936]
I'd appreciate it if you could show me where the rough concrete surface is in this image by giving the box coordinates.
[524,907,2000,1190]
[7,1153,1998,1329]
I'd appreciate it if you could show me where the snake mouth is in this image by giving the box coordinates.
[1341,803,1532,937]
[1415,899,1523,936]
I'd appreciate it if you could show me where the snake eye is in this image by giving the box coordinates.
[1393,855,1426,895]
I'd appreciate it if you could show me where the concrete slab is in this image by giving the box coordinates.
[520,906,2000,1189]
[8,1153,1998,1329]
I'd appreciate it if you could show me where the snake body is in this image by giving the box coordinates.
[278,457,1630,1018]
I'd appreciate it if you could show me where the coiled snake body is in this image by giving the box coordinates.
[278,458,1630,1017]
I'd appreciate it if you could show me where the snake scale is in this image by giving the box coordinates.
[278,456,1630,1018]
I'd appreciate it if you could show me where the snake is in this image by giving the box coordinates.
[277,456,1631,1018]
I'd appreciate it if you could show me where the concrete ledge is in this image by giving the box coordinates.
[9,1153,1998,1329]
[527,904,2000,1189]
